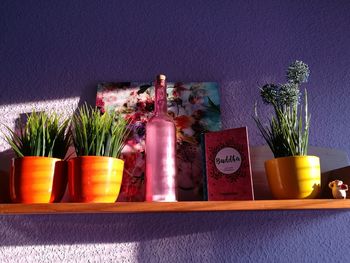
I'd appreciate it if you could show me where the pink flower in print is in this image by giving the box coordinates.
[96,96,104,108]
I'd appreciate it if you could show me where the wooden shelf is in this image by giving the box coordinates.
[0,199,350,214]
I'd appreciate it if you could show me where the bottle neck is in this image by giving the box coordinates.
[154,79,167,115]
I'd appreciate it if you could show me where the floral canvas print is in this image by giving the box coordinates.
[96,82,221,201]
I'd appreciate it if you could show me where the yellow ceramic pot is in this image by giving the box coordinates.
[68,156,124,203]
[265,156,321,199]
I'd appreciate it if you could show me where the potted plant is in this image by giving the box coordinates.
[254,60,321,199]
[2,111,70,203]
[69,103,131,203]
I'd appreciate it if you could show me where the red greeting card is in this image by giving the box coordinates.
[202,127,254,200]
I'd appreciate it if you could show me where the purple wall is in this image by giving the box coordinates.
[1,0,350,261]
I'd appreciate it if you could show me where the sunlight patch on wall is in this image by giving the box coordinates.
[0,97,80,152]
[0,243,140,262]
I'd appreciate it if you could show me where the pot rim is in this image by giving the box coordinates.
[265,155,320,163]
[12,156,63,161]
[68,156,124,162]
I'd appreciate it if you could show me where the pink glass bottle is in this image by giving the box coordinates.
[145,74,177,201]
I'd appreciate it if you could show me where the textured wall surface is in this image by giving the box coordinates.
[1,211,350,263]
[1,0,350,262]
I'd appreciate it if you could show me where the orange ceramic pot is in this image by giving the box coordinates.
[68,156,124,203]
[265,156,321,199]
[10,157,67,203]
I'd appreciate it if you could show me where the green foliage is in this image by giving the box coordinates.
[2,111,70,159]
[253,60,311,158]
[207,96,221,113]
[71,103,131,158]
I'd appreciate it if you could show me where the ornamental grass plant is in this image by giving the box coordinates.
[2,111,70,159]
[254,60,311,158]
[71,103,131,158]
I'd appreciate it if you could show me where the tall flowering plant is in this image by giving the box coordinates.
[254,60,311,158]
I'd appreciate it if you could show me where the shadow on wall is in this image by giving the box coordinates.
[0,212,219,246]
[135,210,350,262]
[0,149,14,203]
[0,210,346,247]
